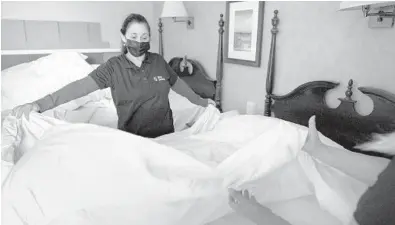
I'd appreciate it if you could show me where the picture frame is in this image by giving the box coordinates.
[224,1,264,67]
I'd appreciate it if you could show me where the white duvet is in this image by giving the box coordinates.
[1,106,390,225]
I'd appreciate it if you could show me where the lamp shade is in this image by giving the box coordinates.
[339,1,395,11]
[160,1,189,18]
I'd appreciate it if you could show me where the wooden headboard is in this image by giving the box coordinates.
[1,19,119,70]
[263,10,395,159]
[157,15,225,111]
[168,57,217,100]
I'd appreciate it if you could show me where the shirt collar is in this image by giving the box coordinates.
[122,52,153,69]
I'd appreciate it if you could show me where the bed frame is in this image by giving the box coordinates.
[158,11,395,159]
[263,10,395,158]
[158,16,225,111]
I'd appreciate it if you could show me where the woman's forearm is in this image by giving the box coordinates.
[310,145,389,185]
[35,76,100,112]
[171,78,207,107]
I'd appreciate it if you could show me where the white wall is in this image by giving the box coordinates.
[154,1,395,115]
[1,1,158,51]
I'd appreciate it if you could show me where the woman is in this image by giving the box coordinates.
[11,13,215,138]
[228,116,395,225]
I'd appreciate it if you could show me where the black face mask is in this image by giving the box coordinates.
[126,39,150,57]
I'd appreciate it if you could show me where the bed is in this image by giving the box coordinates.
[2,10,395,225]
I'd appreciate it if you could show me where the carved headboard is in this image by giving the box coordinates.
[263,11,395,159]
[168,57,216,100]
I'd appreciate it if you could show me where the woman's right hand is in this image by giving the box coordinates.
[11,103,40,120]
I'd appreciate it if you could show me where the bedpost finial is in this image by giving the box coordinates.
[184,55,188,67]
[158,18,163,32]
[271,10,279,33]
[345,79,354,100]
[219,14,224,25]
[348,79,353,87]
[218,13,225,33]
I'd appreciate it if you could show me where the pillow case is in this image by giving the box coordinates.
[355,132,395,156]
[1,52,95,112]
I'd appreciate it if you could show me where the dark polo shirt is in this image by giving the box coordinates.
[354,158,395,225]
[89,52,178,138]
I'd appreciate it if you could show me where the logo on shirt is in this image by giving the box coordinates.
[153,76,166,82]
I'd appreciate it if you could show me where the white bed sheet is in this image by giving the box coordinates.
[39,97,224,132]
[152,115,389,225]
[45,99,119,129]
[1,105,390,225]
[0,100,230,182]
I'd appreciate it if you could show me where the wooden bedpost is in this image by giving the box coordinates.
[264,10,279,117]
[215,14,225,112]
[158,18,164,56]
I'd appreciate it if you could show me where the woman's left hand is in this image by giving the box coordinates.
[207,99,216,107]
[228,189,262,220]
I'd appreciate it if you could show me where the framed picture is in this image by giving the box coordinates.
[224,1,264,67]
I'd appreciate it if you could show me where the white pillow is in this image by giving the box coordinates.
[1,52,94,111]
[355,132,395,155]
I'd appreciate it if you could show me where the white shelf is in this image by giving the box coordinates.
[1,48,120,55]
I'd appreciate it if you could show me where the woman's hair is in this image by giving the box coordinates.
[120,13,151,54]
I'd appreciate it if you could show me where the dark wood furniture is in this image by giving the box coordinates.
[263,10,395,159]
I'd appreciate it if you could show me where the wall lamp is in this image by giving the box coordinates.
[160,1,194,29]
[339,1,395,27]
